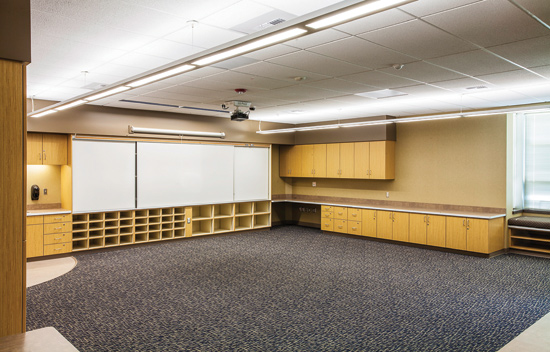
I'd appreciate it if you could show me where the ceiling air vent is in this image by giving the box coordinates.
[465,85,488,90]
[256,18,286,30]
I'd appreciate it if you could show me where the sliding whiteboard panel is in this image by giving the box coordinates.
[72,140,136,213]
[137,142,234,208]
[234,147,269,201]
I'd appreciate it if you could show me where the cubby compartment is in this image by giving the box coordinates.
[120,219,133,227]
[192,219,213,236]
[89,213,104,222]
[214,203,234,218]
[120,226,133,235]
[174,214,185,222]
[148,231,161,241]
[119,235,133,245]
[104,220,119,229]
[88,229,104,238]
[148,209,161,217]
[174,221,185,230]
[72,231,88,240]
[235,202,253,216]
[162,215,173,223]
[162,208,174,215]
[89,221,104,230]
[105,236,119,247]
[72,214,88,223]
[254,214,271,228]
[174,229,186,238]
[119,211,133,219]
[72,222,88,232]
[162,230,174,240]
[254,201,271,214]
[89,237,104,249]
[174,207,185,215]
[162,222,174,230]
[135,225,147,234]
[72,239,88,251]
[104,228,119,236]
[148,224,160,231]
[105,212,119,220]
[192,205,213,220]
[135,233,148,243]
[148,216,161,224]
[235,215,252,231]
[214,218,233,234]
[135,209,148,218]
[135,217,148,225]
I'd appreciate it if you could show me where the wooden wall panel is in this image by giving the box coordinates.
[0,59,26,336]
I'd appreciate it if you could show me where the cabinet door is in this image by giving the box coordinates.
[426,215,446,247]
[339,143,355,178]
[354,142,370,179]
[333,207,347,220]
[362,209,377,237]
[289,145,302,177]
[27,133,43,165]
[26,224,43,258]
[370,141,395,180]
[392,212,409,242]
[326,143,340,178]
[42,134,67,165]
[466,218,489,253]
[377,210,393,239]
[301,144,314,177]
[313,144,327,178]
[409,213,427,244]
[279,146,292,177]
[347,208,361,221]
[446,217,467,250]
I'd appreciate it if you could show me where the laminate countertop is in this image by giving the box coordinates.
[27,208,71,217]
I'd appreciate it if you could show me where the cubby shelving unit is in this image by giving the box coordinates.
[71,202,270,253]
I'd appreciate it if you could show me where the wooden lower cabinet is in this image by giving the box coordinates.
[322,217,334,232]
[334,219,347,233]
[409,214,428,245]
[446,216,467,250]
[347,221,361,236]
[361,209,377,237]
[376,211,393,240]
[392,212,409,242]
[426,215,446,247]
[26,224,44,258]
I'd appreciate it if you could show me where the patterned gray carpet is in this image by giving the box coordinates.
[27,226,550,351]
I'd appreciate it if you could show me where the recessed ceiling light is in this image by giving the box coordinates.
[355,89,408,99]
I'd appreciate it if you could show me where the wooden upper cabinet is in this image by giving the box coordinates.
[302,144,314,177]
[326,143,340,178]
[339,143,354,178]
[370,141,395,180]
[27,133,67,165]
[279,145,292,177]
[289,145,302,177]
[354,142,370,178]
[312,144,326,178]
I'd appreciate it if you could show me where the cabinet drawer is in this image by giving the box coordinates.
[347,221,362,236]
[27,216,44,225]
[44,214,72,223]
[334,207,348,220]
[44,222,72,234]
[334,219,347,233]
[321,218,334,232]
[321,211,333,219]
[44,232,72,245]
[322,205,333,212]
[43,242,72,256]
[347,209,361,221]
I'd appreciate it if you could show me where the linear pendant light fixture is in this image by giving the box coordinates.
[28,0,417,118]
[128,125,225,139]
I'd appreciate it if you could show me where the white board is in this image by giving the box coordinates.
[234,147,269,201]
[72,140,136,213]
[137,142,234,208]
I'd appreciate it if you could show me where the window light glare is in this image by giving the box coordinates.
[31,110,57,118]
[127,65,195,88]
[193,28,307,66]
[85,86,131,101]
[55,100,87,111]
[307,0,413,30]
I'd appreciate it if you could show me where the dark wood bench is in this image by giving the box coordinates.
[508,216,550,254]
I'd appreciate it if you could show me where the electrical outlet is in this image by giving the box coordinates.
[187,218,191,224]
[312,182,316,187]
[44,188,48,195]
[386,192,390,198]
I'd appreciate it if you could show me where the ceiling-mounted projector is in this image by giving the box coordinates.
[231,109,249,121]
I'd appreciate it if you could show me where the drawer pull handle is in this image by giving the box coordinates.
[352,227,357,230]
[338,212,343,215]
[325,224,330,227]
[352,213,357,216]
[338,225,343,229]
[54,248,62,251]
[54,237,62,240]
[54,227,62,230]
[54,217,62,220]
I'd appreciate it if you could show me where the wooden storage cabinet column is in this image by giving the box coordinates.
[409,214,446,246]
[445,217,504,254]
[321,205,362,236]
[354,141,395,179]
[26,216,44,258]
[27,133,68,165]
[302,144,327,177]
[327,143,354,178]
[27,214,72,258]
[280,145,302,177]
[361,209,377,237]
[376,211,409,242]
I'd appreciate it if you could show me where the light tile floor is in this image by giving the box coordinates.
[26,257,77,287]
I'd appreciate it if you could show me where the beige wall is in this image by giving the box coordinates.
[27,165,62,205]
[287,114,507,209]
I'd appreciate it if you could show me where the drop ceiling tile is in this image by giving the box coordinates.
[334,8,414,35]
[488,36,550,68]
[377,61,466,84]
[308,36,416,70]
[61,73,122,88]
[286,29,349,50]
[205,71,294,90]
[475,70,549,87]
[267,51,369,76]
[466,89,534,105]
[110,52,173,70]
[359,19,476,59]
[103,100,176,112]
[26,74,67,86]
[329,95,379,104]
[530,65,550,79]
[90,63,148,78]
[253,85,344,101]
[399,0,484,17]
[252,0,342,16]
[238,95,293,108]
[243,44,300,61]
[427,50,519,76]
[211,57,259,70]
[433,95,495,109]
[134,39,203,60]
[201,0,274,29]
[430,77,495,92]
[510,83,550,100]
[339,70,420,89]
[182,66,227,78]
[396,84,452,96]
[164,24,244,49]
[514,0,550,24]
[423,0,549,47]
[234,61,331,82]
[303,78,378,94]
